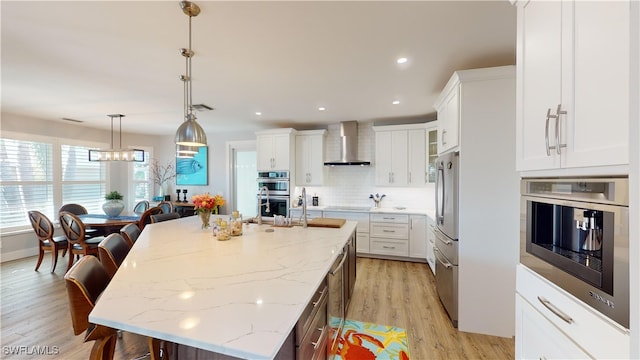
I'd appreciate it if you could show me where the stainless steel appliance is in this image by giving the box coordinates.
[434,151,459,327]
[257,171,290,195]
[521,177,629,329]
[327,248,347,358]
[257,171,290,217]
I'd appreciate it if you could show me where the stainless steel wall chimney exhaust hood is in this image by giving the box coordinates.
[324,121,371,166]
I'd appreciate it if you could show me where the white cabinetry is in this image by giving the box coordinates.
[256,128,296,171]
[516,294,590,360]
[434,80,460,154]
[433,65,518,338]
[516,1,629,172]
[409,215,426,259]
[369,213,409,257]
[426,122,438,183]
[324,211,370,255]
[516,265,629,359]
[295,130,326,186]
[373,124,426,186]
[289,208,322,221]
[426,215,436,274]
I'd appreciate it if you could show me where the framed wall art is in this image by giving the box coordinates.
[176,146,208,185]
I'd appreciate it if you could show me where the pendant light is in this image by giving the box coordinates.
[88,114,144,162]
[176,144,198,158]
[174,1,207,147]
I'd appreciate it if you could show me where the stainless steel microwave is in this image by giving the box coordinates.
[520,177,629,329]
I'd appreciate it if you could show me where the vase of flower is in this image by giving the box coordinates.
[199,210,211,229]
[192,193,227,230]
[103,191,125,218]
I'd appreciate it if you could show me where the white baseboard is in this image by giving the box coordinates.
[1,248,38,263]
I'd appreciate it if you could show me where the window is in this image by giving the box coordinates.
[0,134,107,232]
[131,149,152,204]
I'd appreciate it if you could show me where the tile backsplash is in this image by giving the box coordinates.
[293,121,435,211]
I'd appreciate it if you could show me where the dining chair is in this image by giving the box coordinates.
[64,256,118,360]
[150,212,181,224]
[157,201,174,214]
[98,233,132,279]
[59,203,101,236]
[59,211,105,271]
[138,207,163,231]
[133,200,150,215]
[119,223,141,247]
[27,210,68,273]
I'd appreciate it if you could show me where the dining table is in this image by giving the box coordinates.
[77,213,140,235]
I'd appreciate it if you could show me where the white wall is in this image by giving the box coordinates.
[0,114,435,262]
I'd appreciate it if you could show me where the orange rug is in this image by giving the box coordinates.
[333,319,410,360]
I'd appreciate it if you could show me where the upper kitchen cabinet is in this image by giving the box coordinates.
[426,122,438,183]
[373,124,427,187]
[256,128,296,171]
[295,130,326,186]
[434,79,460,154]
[516,0,629,172]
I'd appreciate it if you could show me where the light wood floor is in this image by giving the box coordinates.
[1,255,513,359]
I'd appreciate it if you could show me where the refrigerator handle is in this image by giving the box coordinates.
[435,164,445,225]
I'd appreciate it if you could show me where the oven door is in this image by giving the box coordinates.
[258,195,289,218]
[257,179,289,196]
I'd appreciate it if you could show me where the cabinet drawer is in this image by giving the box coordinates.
[369,213,409,224]
[296,290,328,360]
[369,239,409,257]
[296,280,327,345]
[517,265,629,359]
[370,223,409,239]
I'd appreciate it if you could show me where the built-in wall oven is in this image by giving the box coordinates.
[257,171,290,217]
[521,177,629,329]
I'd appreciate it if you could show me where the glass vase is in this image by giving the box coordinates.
[199,211,211,229]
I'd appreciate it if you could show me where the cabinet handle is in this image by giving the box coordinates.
[545,108,552,156]
[382,245,396,249]
[442,130,447,145]
[383,229,396,233]
[388,172,392,183]
[311,326,326,349]
[408,172,411,184]
[537,296,574,324]
[382,217,395,220]
[554,104,567,155]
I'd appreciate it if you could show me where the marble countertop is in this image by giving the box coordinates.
[89,216,357,360]
[290,205,434,217]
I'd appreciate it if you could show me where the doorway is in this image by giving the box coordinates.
[227,141,257,218]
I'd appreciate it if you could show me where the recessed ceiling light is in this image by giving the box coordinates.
[392,100,400,105]
[255,112,262,116]
[396,57,408,64]
[318,107,326,111]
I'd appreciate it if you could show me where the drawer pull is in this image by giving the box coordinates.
[382,246,396,249]
[383,229,396,233]
[383,217,396,220]
[311,327,326,349]
[537,296,574,324]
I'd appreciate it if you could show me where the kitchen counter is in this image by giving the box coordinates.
[291,205,433,217]
[89,216,357,359]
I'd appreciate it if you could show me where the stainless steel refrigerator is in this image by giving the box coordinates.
[434,150,459,327]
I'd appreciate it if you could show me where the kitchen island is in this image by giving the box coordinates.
[89,215,357,359]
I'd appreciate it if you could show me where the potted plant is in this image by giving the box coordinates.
[103,190,125,218]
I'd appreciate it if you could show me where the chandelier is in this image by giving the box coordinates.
[88,114,144,162]
[174,1,207,147]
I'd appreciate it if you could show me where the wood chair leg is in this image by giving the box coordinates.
[50,248,59,273]
[88,333,117,360]
[67,248,75,272]
[34,246,44,271]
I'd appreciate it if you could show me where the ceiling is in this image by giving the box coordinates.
[1,1,516,136]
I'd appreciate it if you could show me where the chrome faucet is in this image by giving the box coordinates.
[257,186,270,225]
[301,187,308,228]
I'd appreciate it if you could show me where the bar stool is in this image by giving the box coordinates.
[64,256,117,360]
